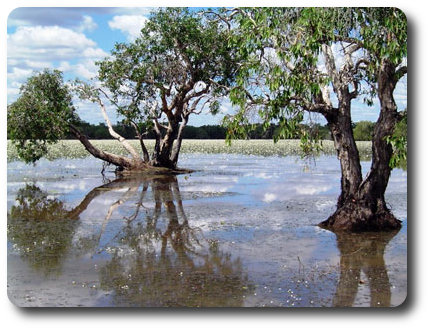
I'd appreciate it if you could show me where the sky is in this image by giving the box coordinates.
[7,7,408,126]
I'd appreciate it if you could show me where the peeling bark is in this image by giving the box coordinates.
[97,99,141,160]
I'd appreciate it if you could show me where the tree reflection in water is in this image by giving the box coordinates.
[332,230,399,307]
[95,175,250,307]
[9,175,399,307]
[8,175,250,307]
[8,184,78,276]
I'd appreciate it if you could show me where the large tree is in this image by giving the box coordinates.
[218,7,406,232]
[8,8,237,172]
[87,7,237,169]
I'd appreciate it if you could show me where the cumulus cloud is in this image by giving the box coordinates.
[108,15,148,41]
[8,26,101,61]
[78,15,98,32]
[8,7,153,29]
[7,25,108,102]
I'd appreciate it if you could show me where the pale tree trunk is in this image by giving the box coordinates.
[170,114,189,167]
[150,121,179,168]
[149,107,187,169]
[97,99,141,160]
[320,44,363,207]
[130,121,150,162]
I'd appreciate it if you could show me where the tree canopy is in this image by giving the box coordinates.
[7,69,77,163]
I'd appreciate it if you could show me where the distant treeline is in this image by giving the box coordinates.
[62,121,335,140]
[8,120,381,141]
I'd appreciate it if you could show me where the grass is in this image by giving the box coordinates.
[7,139,373,162]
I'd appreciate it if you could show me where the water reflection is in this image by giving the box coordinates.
[332,230,399,307]
[8,184,78,275]
[8,175,250,307]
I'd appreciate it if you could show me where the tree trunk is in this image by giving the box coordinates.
[69,124,141,170]
[150,120,179,169]
[325,98,363,208]
[319,61,402,232]
[170,114,189,167]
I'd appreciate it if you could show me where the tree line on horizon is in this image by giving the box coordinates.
[7,119,388,142]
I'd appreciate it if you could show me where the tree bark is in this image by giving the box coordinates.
[170,114,189,167]
[131,121,150,162]
[324,96,363,208]
[150,117,180,169]
[69,124,138,170]
[319,60,402,232]
[97,99,141,160]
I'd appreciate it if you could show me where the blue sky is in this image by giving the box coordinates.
[7,7,407,126]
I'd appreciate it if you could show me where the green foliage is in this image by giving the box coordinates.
[359,8,407,72]
[97,8,238,125]
[7,69,76,163]
[220,7,407,160]
[353,121,375,141]
[387,111,407,169]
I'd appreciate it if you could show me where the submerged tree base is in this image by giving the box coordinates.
[319,201,402,232]
[114,163,194,176]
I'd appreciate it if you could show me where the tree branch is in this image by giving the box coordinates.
[68,124,135,169]
[395,65,407,83]
[95,96,141,160]
[130,120,150,162]
[322,43,341,93]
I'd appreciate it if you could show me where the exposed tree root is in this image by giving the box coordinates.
[319,200,402,232]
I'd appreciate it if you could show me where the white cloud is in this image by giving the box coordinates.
[108,15,148,41]
[74,60,99,80]
[78,15,98,32]
[295,185,331,195]
[7,67,33,81]
[7,25,108,103]
[8,26,101,61]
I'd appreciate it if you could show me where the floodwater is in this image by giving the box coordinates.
[7,154,407,307]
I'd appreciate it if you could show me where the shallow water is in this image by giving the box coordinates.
[7,154,407,307]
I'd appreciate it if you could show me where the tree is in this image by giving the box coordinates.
[93,7,238,169]
[8,69,146,171]
[7,69,77,163]
[217,7,406,232]
[8,8,238,172]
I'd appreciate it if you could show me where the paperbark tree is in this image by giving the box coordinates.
[96,7,238,169]
[8,8,238,172]
[218,7,407,232]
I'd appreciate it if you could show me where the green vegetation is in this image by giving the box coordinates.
[8,119,333,141]
[7,8,240,170]
[353,121,375,141]
[7,70,77,163]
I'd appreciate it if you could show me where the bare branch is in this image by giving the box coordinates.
[95,97,141,160]
[322,43,341,93]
